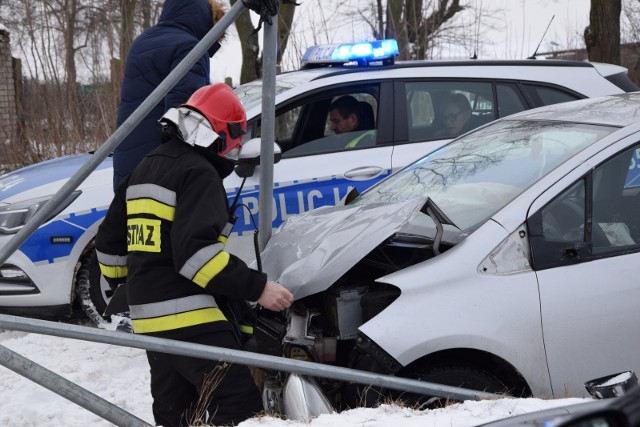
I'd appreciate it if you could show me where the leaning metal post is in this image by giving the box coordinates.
[257,10,279,251]
[0,1,247,267]
[0,344,151,427]
[0,314,500,402]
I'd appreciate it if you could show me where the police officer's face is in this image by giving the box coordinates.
[442,104,469,135]
[329,109,358,134]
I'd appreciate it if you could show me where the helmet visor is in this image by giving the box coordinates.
[223,146,240,162]
[162,107,220,148]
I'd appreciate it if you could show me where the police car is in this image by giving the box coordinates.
[0,39,637,324]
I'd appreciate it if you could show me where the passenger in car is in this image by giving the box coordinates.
[328,95,376,148]
[436,93,473,138]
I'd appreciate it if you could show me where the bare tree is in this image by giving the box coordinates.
[621,0,640,82]
[230,0,297,84]
[0,0,160,165]
[355,0,484,59]
[584,0,621,64]
[119,0,136,69]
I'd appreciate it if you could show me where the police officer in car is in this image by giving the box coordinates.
[328,95,376,148]
[95,83,294,427]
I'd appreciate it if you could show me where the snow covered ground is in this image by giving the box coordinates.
[0,320,590,427]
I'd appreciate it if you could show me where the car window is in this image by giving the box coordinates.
[274,105,303,143]
[496,83,528,118]
[541,180,586,242]
[250,89,380,158]
[405,81,494,142]
[532,142,640,269]
[592,144,640,254]
[522,83,582,107]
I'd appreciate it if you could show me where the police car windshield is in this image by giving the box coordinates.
[234,81,292,112]
[354,120,616,231]
[234,69,331,112]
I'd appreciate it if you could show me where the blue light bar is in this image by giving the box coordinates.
[301,39,399,67]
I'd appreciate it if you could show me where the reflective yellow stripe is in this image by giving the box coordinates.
[345,130,375,148]
[127,199,175,221]
[239,325,254,334]
[131,307,227,334]
[99,263,127,279]
[218,235,228,245]
[130,295,217,319]
[192,252,230,288]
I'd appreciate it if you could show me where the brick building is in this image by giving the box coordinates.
[0,28,19,146]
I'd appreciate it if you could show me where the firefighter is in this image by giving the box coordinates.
[95,83,294,427]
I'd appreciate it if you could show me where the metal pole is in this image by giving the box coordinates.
[0,344,151,427]
[0,1,247,267]
[0,314,499,402]
[257,13,278,251]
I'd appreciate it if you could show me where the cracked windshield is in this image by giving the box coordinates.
[355,120,616,231]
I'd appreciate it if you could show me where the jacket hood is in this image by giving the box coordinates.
[158,0,215,41]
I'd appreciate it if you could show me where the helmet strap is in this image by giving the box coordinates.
[215,132,227,155]
[160,121,179,143]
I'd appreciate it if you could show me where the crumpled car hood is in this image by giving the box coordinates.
[257,197,428,299]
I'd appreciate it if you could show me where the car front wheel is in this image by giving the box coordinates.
[75,248,111,325]
[402,363,509,409]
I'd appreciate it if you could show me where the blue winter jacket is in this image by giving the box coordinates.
[113,0,216,191]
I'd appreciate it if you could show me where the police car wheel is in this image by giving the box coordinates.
[75,249,110,325]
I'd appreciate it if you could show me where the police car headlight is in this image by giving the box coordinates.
[0,191,81,234]
[0,265,28,280]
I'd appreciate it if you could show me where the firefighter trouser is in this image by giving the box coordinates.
[146,331,263,427]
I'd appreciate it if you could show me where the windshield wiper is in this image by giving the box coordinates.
[421,198,458,255]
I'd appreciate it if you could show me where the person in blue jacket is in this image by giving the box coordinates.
[113,0,225,191]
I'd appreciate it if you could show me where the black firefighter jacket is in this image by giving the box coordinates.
[96,138,267,339]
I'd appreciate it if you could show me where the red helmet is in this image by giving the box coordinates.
[181,83,246,158]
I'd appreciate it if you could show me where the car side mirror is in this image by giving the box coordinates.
[585,371,638,399]
[235,138,282,178]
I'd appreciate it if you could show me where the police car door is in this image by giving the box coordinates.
[231,83,394,243]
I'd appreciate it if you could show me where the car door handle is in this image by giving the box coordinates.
[563,247,582,260]
[344,166,384,181]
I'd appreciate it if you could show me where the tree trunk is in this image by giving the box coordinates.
[376,0,384,39]
[63,0,78,86]
[387,0,409,59]
[230,0,260,84]
[584,0,621,65]
[276,2,296,73]
[120,0,136,63]
[141,0,152,30]
[231,0,297,84]
[405,0,423,43]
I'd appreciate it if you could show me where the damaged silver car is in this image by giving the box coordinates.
[253,93,640,413]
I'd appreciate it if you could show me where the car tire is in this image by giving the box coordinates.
[75,249,110,325]
[403,364,509,409]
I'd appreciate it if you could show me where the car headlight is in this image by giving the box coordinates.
[0,191,82,234]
